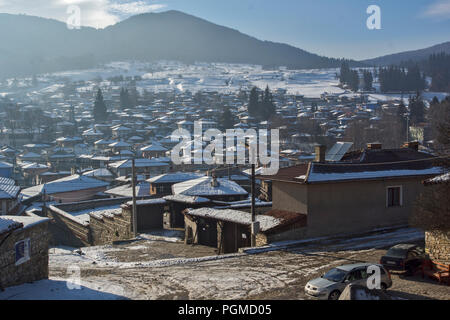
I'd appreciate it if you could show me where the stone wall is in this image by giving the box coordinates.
[46,206,91,247]
[89,205,132,245]
[0,221,50,289]
[256,226,308,246]
[425,230,450,264]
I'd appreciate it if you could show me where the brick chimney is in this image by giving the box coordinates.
[315,145,326,162]
[403,141,419,151]
[367,142,382,150]
[211,175,219,187]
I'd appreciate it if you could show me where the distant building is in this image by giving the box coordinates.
[21,174,109,203]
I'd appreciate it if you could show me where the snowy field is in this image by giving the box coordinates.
[3,61,448,101]
[2,226,446,301]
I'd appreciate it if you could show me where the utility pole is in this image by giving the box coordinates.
[131,158,137,238]
[406,113,410,143]
[250,163,256,247]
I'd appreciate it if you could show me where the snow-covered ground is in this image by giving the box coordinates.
[0,227,434,300]
[4,60,448,101]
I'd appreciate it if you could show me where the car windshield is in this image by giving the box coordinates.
[323,268,347,282]
[385,248,408,258]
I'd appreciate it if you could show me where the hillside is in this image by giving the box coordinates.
[362,41,450,66]
[0,10,353,78]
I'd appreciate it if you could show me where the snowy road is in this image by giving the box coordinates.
[1,227,449,300]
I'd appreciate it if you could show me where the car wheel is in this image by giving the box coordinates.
[380,283,387,291]
[328,290,341,300]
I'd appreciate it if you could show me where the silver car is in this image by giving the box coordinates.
[304,263,392,300]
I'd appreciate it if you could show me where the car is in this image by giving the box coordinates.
[304,263,392,300]
[380,244,426,275]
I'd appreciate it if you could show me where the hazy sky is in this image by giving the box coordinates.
[0,0,449,60]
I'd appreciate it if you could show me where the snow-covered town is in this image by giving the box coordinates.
[0,2,449,304]
[0,59,448,301]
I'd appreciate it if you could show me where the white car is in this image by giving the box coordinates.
[304,263,392,300]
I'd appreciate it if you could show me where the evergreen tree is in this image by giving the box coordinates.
[409,93,425,125]
[262,85,276,121]
[219,107,235,130]
[248,87,259,118]
[363,70,373,91]
[93,88,107,123]
[120,88,131,109]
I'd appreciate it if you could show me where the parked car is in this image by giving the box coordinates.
[380,244,426,275]
[304,263,392,300]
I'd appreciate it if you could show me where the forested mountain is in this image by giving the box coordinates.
[0,10,356,78]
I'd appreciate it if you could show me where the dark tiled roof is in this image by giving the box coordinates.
[340,148,434,163]
[256,164,309,182]
[263,209,307,234]
[307,158,442,183]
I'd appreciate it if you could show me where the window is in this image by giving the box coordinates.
[387,186,402,207]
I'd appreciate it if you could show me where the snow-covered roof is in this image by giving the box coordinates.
[108,141,131,148]
[172,176,248,197]
[306,162,443,183]
[82,168,113,177]
[105,182,150,197]
[0,161,13,168]
[164,194,211,204]
[109,158,169,169]
[21,174,109,198]
[147,172,204,184]
[0,215,49,235]
[21,162,49,170]
[125,198,167,206]
[140,143,168,152]
[19,152,41,159]
[0,183,20,199]
[424,172,450,185]
[0,217,22,235]
[185,208,281,232]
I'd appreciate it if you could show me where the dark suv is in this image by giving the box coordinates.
[380,244,425,275]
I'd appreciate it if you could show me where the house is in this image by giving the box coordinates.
[164,194,212,228]
[82,168,115,182]
[0,161,13,178]
[183,208,306,253]
[172,176,248,202]
[258,144,443,238]
[147,172,204,196]
[140,142,168,159]
[105,181,151,198]
[108,158,170,177]
[21,174,109,203]
[0,177,21,215]
[0,215,50,289]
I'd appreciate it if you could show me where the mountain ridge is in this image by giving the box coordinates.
[0,10,353,78]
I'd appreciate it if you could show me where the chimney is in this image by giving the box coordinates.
[403,141,419,151]
[211,175,219,187]
[367,142,382,150]
[314,145,326,162]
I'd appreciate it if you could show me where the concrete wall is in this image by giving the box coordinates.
[272,176,428,237]
[306,177,427,237]
[272,181,308,214]
[0,221,50,289]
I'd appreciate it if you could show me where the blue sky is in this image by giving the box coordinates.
[1,0,449,60]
